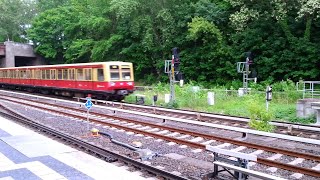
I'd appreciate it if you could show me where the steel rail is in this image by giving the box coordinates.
[0,103,188,180]
[7,96,320,162]
[2,98,320,178]
[100,99,320,131]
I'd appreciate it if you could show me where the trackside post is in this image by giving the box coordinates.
[85,96,93,130]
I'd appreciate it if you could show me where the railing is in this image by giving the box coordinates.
[296,81,320,99]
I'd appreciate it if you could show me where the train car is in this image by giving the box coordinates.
[0,61,134,101]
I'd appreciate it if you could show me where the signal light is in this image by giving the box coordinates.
[172,47,180,64]
[245,51,254,65]
[172,47,180,70]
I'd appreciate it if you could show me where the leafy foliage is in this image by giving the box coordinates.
[16,0,320,84]
[0,0,36,42]
[247,97,275,132]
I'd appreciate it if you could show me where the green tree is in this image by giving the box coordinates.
[225,0,320,82]
[28,0,113,64]
[36,0,69,11]
[0,0,36,42]
[28,6,75,63]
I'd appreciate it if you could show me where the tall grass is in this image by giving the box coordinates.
[125,81,316,124]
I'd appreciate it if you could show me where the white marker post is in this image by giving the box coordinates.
[84,96,93,131]
[266,86,272,111]
[208,92,214,105]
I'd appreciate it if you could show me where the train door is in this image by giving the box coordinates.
[56,69,63,87]
[26,70,31,85]
[7,70,12,83]
[20,69,30,85]
[50,69,56,87]
[76,68,85,90]
[13,70,18,84]
[84,68,93,90]
[68,68,76,89]
[34,69,41,87]
[92,67,106,91]
[0,70,3,85]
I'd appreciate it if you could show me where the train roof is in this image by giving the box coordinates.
[0,61,132,70]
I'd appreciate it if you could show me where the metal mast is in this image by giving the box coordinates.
[165,48,181,104]
[237,52,256,95]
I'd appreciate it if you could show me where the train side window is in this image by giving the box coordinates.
[21,70,26,78]
[63,69,68,80]
[26,70,31,79]
[77,69,84,80]
[110,65,119,80]
[35,70,41,79]
[97,69,104,81]
[84,68,92,81]
[121,66,131,80]
[31,70,34,79]
[57,69,63,80]
[19,71,23,78]
[0,71,3,78]
[50,69,56,79]
[7,70,11,78]
[15,70,19,78]
[69,69,75,80]
[42,70,46,79]
[45,70,49,79]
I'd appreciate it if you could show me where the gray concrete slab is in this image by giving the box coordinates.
[1,135,76,158]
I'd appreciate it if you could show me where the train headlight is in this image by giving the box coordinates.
[127,82,132,86]
[110,82,115,86]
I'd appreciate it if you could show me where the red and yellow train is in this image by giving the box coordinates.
[0,61,134,101]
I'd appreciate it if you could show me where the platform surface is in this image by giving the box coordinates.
[0,117,147,180]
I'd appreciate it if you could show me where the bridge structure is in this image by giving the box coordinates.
[0,41,46,68]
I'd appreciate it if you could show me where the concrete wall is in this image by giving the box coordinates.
[4,41,36,57]
[0,44,4,56]
[1,41,45,67]
[296,98,320,118]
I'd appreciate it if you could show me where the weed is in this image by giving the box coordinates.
[247,98,275,132]
[125,81,311,125]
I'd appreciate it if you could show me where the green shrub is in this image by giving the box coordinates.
[247,98,275,132]
[164,101,179,109]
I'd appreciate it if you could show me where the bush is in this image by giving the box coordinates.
[247,98,275,132]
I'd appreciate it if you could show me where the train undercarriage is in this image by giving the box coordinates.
[0,84,132,101]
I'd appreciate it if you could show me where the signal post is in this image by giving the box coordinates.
[237,52,256,95]
[165,47,181,104]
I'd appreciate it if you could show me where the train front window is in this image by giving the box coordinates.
[121,67,131,80]
[110,65,119,80]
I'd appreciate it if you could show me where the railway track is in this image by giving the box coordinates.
[0,103,187,180]
[1,89,319,140]
[1,95,320,179]
[99,101,320,140]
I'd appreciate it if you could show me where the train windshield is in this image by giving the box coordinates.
[122,66,131,80]
[110,65,120,80]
